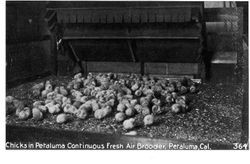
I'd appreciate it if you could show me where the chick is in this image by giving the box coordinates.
[32,108,43,121]
[81,101,93,112]
[80,96,88,103]
[131,83,139,91]
[171,103,182,113]
[130,99,138,107]
[37,105,47,113]
[56,113,69,124]
[32,89,40,97]
[6,96,16,115]
[92,101,100,112]
[41,90,49,98]
[140,98,149,107]
[47,104,61,114]
[45,83,53,92]
[54,87,60,94]
[63,104,77,114]
[18,107,31,120]
[117,103,126,112]
[33,101,44,108]
[190,85,197,93]
[106,99,115,107]
[74,73,82,79]
[94,109,106,119]
[14,100,25,116]
[134,89,142,97]
[47,91,56,100]
[165,93,173,104]
[134,104,142,114]
[67,82,74,90]
[143,114,154,126]
[59,86,68,96]
[6,96,14,103]
[179,86,188,95]
[125,107,135,117]
[152,105,162,115]
[72,101,82,109]
[141,107,151,116]
[123,118,135,130]
[103,106,112,116]
[171,92,178,99]
[115,112,126,122]
[75,108,88,120]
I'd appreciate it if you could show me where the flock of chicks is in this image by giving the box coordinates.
[6,73,198,131]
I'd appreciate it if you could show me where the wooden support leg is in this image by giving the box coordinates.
[126,40,136,62]
[68,41,84,75]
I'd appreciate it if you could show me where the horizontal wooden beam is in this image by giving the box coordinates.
[63,36,200,40]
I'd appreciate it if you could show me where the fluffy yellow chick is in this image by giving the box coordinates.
[134,104,142,114]
[76,108,88,119]
[46,91,56,100]
[141,107,150,116]
[47,104,61,114]
[143,114,154,126]
[45,83,53,92]
[18,107,31,120]
[14,100,25,116]
[33,101,44,108]
[6,96,14,103]
[117,103,126,112]
[152,105,162,115]
[37,105,47,113]
[171,103,182,113]
[123,118,135,130]
[56,113,69,123]
[32,108,43,121]
[135,89,142,97]
[63,104,77,114]
[125,107,135,117]
[103,106,112,116]
[74,73,82,79]
[41,90,49,98]
[59,86,68,96]
[92,101,100,112]
[73,101,82,109]
[190,85,197,93]
[115,112,126,122]
[130,99,138,107]
[94,109,106,119]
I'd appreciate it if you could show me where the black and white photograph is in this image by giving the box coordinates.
[4,0,249,153]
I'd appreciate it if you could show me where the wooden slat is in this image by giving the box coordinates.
[144,63,199,75]
[168,63,199,75]
[86,62,141,73]
[144,63,166,75]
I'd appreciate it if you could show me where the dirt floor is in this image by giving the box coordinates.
[6,75,244,144]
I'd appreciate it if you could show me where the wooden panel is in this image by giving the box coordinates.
[206,22,238,33]
[144,63,166,75]
[207,33,238,52]
[144,63,199,75]
[86,62,141,73]
[168,63,199,75]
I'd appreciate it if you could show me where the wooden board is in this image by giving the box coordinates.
[86,62,141,74]
[144,63,199,75]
